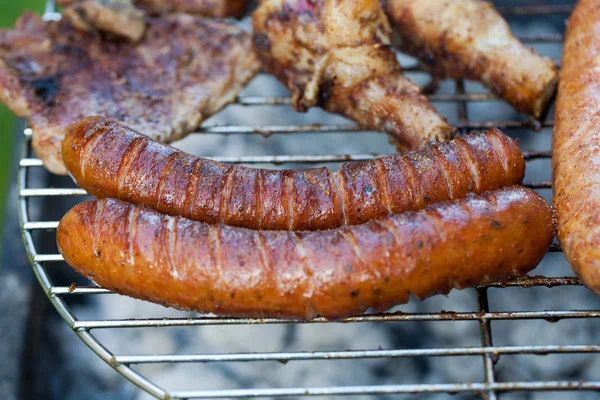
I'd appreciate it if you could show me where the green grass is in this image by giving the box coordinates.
[0,1,45,240]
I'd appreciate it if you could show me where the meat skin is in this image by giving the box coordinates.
[382,0,558,119]
[57,187,555,320]
[64,117,525,230]
[252,0,455,151]
[553,0,600,294]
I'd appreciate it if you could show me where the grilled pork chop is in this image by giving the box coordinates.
[253,0,455,151]
[58,0,248,41]
[0,12,259,174]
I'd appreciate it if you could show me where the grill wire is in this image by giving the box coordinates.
[17,1,600,399]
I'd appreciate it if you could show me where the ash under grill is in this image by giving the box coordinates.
[17,1,600,399]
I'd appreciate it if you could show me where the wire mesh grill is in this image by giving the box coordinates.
[16,1,600,399]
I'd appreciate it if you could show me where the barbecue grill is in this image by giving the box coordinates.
[16,0,600,398]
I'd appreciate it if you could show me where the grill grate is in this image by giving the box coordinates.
[17,1,600,398]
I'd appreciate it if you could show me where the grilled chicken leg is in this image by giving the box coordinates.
[382,0,558,119]
[253,0,455,151]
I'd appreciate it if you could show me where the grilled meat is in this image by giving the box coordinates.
[61,0,146,42]
[252,0,455,151]
[58,0,248,40]
[58,188,554,320]
[64,117,525,231]
[382,0,558,119]
[553,0,600,294]
[0,12,259,174]
[59,0,248,17]
[136,0,248,17]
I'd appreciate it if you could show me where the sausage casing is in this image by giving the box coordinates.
[57,187,554,320]
[553,0,600,293]
[63,117,525,230]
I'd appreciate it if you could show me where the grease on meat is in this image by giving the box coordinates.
[64,117,525,231]
[57,188,554,320]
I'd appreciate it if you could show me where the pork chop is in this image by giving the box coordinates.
[0,12,260,174]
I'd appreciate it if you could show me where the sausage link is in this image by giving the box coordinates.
[553,0,600,294]
[63,117,525,230]
[57,186,555,320]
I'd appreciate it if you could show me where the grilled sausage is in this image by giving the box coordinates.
[553,0,600,294]
[63,117,525,230]
[382,0,558,119]
[57,187,554,320]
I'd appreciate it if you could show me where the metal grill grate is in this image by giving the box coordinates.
[17,1,600,399]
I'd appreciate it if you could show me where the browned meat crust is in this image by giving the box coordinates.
[57,187,554,320]
[382,0,558,119]
[553,0,600,294]
[59,0,248,17]
[252,0,456,151]
[64,117,525,230]
[58,0,248,41]
[137,0,248,17]
[0,12,259,174]
[61,0,146,42]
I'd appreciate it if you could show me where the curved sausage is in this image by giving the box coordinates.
[382,0,558,119]
[63,117,525,230]
[57,187,554,320]
[553,0,600,294]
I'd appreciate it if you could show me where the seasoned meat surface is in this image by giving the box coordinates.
[58,188,554,320]
[64,117,525,231]
[383,0,558,118]
[253,0,455,151]
[59,0,247,17]
[61,0,146,42]
[553,0,600,294]
[136,0,248,17]
[0,12,259,174]
[58,0,248,40]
